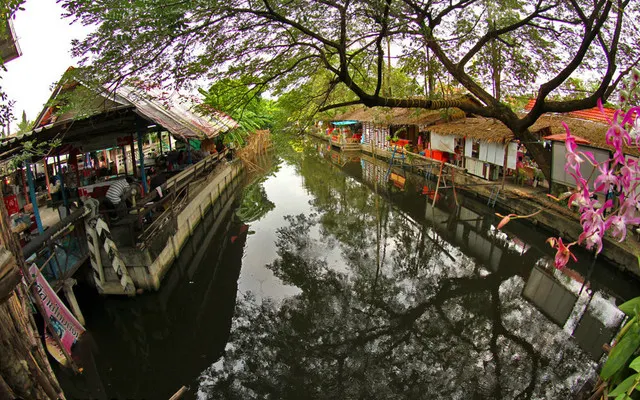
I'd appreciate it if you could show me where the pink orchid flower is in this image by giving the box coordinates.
[568,187,592,211]
[593,162,618,192]
[563,124,584,172]
[606,203,640,242]
[546,237,577,270]
[579,228,605,254]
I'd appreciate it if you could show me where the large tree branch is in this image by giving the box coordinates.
[458,0,555,69]
[373,0,393,97]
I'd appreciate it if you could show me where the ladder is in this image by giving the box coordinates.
[487,186,500,207]
[385,146,405,180]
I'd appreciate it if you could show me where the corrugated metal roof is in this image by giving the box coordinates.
[0,75,239,157]
[0,20,21,64]
[114,86,238,140]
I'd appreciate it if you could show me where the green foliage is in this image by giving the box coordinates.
[599,299,640,397]
[199,77,277,147]
[608,374,639,398]
[236,180,276,223]
[601,322,640,380]
[619,299,640,316]
[15,110,33,135]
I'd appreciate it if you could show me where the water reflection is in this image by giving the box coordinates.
[198,145,634,399]
[57,186,246,399]
[58,144,638,399]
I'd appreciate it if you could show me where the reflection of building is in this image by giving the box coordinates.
[523,265,623,361]
[361,158,386,188]
[523,266,578,326]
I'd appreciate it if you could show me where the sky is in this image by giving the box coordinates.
[3,1,93,130]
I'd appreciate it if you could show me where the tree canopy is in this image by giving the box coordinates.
[61,0,640,177]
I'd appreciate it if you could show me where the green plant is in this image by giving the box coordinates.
[596,297,640,398]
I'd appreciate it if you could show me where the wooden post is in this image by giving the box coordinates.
[62,279,85,326]
[129,134,137,178]
[43,158,51,201]
[122,146,128,176]
[55,155,69,211]
[432,161,444,207]
[502,142,508,191]
[21,168,29,206]
[25,163,44,234]
[169,386,189,400]
[137,129,148,194]
[158,129,163,155]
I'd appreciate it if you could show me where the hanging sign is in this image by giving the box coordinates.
[29,264,85,362]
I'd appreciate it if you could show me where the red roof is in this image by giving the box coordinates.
[524,99,616,124]
[543,133,591,145]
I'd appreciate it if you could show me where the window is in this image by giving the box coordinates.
[472,140,480,158]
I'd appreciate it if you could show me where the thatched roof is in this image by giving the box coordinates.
[427,114,622,149]
[428,116,513,143]
[331,106,465,126]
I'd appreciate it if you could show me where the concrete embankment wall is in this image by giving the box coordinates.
[141,162,243,290]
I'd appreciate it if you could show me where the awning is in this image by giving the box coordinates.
[332,120,358,126]
[543,133,591,145]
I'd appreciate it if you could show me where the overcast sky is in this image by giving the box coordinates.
[3,1,92,130]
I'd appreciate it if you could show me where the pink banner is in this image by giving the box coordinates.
[29,264,85,355]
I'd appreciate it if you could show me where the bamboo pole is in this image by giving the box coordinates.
[502,142,508,191]
[169,385,189,400]
[432,161,444,207]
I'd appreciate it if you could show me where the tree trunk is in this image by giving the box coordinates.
[426,46,435,100]
[517,129,551,179]
[0,194,65,399]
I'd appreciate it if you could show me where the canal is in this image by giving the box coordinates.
[57,140,640,399]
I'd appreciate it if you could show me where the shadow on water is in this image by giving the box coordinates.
[58,143,640,399]
[56,180,249,400]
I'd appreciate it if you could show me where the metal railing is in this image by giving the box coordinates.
[136,150,229,249]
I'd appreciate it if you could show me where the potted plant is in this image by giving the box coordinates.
[533,169,545,187]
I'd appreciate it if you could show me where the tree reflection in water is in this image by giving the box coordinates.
[198,151,599,399]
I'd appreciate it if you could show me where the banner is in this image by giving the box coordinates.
[29,265,85,359]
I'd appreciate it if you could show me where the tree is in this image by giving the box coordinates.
[15,110,33,135]
[199,77,276,145]
[61,0,640,179]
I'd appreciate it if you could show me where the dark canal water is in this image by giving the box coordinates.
[58,141,640,399]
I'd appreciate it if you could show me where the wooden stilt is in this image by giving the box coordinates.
[43,158,51,201]
[130,135,137,178]
[62,279,85,326]
[169,386,189,400]
[502,142,509,191]
[451,166,459,206]
[432,161,444,207]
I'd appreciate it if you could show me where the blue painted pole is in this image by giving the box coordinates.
[25,163,44,234]
[137,129,148,194]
